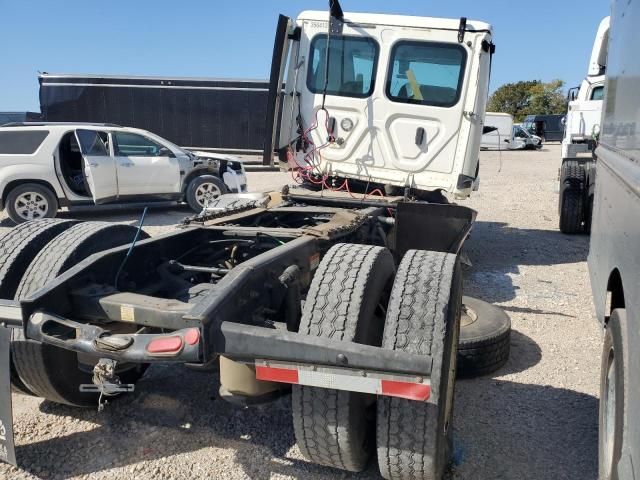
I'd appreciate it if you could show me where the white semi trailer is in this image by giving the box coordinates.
[558,16,609,234]
[588,1,640,479]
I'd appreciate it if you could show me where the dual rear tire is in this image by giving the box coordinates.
[292,244,461,479]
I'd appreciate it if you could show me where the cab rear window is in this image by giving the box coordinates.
[386,41,467,108]
[0,130,49,154]
[307,35,379,98]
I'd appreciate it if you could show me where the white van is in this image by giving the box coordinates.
[481,113,541,150]
[481,112,513,150]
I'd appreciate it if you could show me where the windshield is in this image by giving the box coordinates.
[523,121,535,133]
[513,126,530,138]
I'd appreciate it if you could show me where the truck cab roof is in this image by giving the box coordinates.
[297,10,492,32]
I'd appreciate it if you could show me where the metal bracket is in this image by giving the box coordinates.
[329,15,344,35]
[458,17,467,43]
[288,26,301,41]
[329,0,345,34]
[0,324,16,466]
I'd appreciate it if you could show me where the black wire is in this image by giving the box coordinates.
[321,6,334,110]
[114,207,148,289]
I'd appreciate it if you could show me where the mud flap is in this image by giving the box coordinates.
[0,325,16,466]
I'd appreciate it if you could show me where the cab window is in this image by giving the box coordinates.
[307,35,379,98]
[386,41,467,107]
[114,132,166,156]
[590,86,604,101]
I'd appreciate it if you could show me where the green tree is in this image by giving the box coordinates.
[487,79,567,122]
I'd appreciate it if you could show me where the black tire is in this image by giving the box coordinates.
[0,219,79,395]
[292,243,395,472]
[376,250,462,480]
[5,183,59,224]
[185,175,228,212]
[559,160,586,234]
[599,309,626,480]
[456,296,511,378]
[11,221,150,407]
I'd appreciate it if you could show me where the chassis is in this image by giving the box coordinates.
[0,188,475,476]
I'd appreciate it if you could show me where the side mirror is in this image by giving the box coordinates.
[158,147,173,157]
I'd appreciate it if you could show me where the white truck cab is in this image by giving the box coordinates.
[561,16,609,160]
[558,16,609,234]
[268,9,494,199]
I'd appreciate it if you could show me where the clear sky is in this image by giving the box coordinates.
[0,0,609,112]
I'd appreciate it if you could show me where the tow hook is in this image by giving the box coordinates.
[81,358,134,412]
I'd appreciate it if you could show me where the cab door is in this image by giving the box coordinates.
[112,132,181,196]
[75,129,118,204]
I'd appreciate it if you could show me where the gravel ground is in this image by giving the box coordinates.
[0,144,601,480]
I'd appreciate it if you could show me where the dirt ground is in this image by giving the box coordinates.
[0,144,601,480]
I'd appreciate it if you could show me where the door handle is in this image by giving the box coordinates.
[121,162,134,167]
[89,162,99,167]
[415,127,426,146]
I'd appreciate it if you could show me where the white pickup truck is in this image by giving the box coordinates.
[0,123,247,223]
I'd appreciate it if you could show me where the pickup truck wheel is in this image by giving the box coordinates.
[456,296,511,378]
[11,221,150,407]
[6,183,58,224]
[599,309,626,480]
[186,175,228,212]
[377,250,462,480]
[292,243,395,472]
[0,219,79,395]
[559,160,586,234]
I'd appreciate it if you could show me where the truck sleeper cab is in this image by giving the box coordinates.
[274,11,493,199]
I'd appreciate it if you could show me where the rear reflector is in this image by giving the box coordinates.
[381,379,431,401]
[255,360,430,402]
[184,328,200,346]
[147,336,183,355]
[256,365,299,383]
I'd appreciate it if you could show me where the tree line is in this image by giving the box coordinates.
[487,79,568,122]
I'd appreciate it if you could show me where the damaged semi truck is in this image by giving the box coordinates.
[0,3,498,479]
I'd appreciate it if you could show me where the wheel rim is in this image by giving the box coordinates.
[14,192,49,221]
[460,304,478,327]
[195,182,222,207]
[602,348,616,475]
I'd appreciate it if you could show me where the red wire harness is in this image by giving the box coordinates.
[285,108,385,199]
